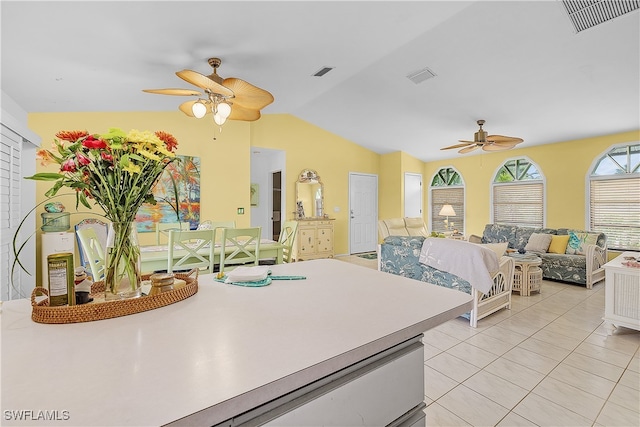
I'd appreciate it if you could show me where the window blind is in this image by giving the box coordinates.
[590,177,640,251]
[431,187,464,234]
[493,182,543,228]
[1,124,23,300]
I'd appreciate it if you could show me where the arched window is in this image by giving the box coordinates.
[430,167,464,234]
[492,157,545,227]
[588,143,640,251]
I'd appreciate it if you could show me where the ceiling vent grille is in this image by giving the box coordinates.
[313,66,334,77]
[561,0,640,33]
[406,67,437,84]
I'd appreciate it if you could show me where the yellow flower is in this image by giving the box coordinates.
[123,161,141,175]
[126,129,162,146]
[137,148,161,162]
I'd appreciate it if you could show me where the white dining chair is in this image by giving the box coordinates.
[167,229,216,274]
[218,227,262,274]
[76,227,106,281]
[75,218,108,270]
[278,221,299,263]
[155,221,191,245]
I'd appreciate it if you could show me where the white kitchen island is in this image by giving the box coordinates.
[1,259,473,426]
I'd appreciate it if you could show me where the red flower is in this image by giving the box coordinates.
[155,131,178,152]
[101,151,114,163]
[61,159,76,172]
[76,153,91,166]
[56,130,89,142]
[82,135,107,149]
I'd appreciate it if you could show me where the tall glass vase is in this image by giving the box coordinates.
[105,222,142,300]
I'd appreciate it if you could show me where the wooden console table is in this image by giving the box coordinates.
[294,218,334,261]
[603,251,640,335]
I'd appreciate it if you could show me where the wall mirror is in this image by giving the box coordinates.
[296,169,324,219]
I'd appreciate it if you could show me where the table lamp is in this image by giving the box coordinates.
[439,204,456,231]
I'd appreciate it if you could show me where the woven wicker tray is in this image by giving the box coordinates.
[31,269,199,324]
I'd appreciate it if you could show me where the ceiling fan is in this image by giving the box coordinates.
[143,57,274,126]
[441,120,524,154]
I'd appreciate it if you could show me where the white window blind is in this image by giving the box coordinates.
[493,182,544,228]
[590,177,640,251]
[431,187,464,234]
[1,124,23,300]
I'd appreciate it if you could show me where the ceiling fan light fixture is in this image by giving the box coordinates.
[216,102,232,120]
[213,113,226,126]
[191,101,207,119]
[143,56,273,137]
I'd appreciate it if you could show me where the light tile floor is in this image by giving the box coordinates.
[336,254,640,427]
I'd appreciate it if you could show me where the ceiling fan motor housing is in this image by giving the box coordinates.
[475,129,488,143]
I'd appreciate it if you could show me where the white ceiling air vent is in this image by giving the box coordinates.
[561,0,640,33]
[406,66,437,85]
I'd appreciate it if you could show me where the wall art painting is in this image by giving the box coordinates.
[250,183,259,207]
[135,155,201,232]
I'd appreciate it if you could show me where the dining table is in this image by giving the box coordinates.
[139,238,284,273]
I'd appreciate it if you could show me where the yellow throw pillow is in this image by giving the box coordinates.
[548,235,570,254]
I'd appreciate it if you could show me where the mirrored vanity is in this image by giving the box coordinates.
[295,169,334,261]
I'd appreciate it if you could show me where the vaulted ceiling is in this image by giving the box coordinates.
[2,1,638,161]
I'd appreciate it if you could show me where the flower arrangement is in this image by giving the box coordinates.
[28,128,179,298]
[32,128,178,219]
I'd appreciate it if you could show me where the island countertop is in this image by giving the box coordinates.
[1,259,473,426]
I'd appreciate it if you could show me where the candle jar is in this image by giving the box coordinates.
[149,273,175,296]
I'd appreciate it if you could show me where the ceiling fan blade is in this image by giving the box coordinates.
[228,104,261,121]
[458,139,477,144]
[143,88,202,96]
[176,70,235,97]
[223,78,274,110]
[482,143,516,152]
[459,145,480,154]
[487,135,524,144]
[441,142,472,150]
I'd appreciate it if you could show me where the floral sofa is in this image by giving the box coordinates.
[378,236,514,327]
[470,224,607,288]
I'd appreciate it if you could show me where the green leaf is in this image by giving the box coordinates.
[78,192,91,209]
[44,180,64,197]
[119,153,130,167]
[24,173,64,181]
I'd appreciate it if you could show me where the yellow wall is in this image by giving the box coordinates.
[377,151,424,222]
[379,152,402,219]
[423,130,640,237]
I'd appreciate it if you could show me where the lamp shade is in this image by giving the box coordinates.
[213,113,227,126]
[439,204,456,217]
[217,102,231,119]
[191,101,207,119]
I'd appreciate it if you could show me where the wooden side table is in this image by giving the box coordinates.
[509,254,542,296]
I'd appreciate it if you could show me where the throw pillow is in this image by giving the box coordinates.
[548,235,570,254]
[524,233,553,253]
[565,231,599,255]
[473,241,509,260]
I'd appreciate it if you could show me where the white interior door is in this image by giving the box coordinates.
[349,173,378,254]
[404,173,422,218]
